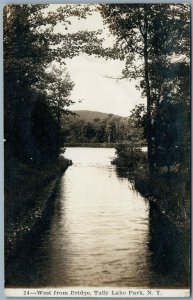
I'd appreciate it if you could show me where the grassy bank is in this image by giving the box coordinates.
[133,171,190,234]
[112,144,190,231]
[5,156,72,258]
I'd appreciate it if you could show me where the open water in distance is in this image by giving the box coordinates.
[6,147,187,287]
[48,147,151,286]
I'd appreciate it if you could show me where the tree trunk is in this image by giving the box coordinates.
[143,12,154,174]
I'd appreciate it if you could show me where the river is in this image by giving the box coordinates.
[6,147,188,288]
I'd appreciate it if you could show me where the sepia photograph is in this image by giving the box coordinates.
[4,3,190,297]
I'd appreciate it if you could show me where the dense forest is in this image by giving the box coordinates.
[4,4,190,260]
[64,110,145,145]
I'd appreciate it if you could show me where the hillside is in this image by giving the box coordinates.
[63,109,146,145]
[71,110,127,123]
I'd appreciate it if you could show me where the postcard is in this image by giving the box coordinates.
[4,3,190,297]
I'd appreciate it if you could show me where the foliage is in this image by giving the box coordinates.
[100,4,190,173]
[150,61,190,172]
[112,144,147,172]
[4,4,106,163]
[31,98,65,163]
[64,112,146,145]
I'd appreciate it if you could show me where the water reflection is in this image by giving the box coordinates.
[39,148,151,287]
[5,147,189,288]
[115,160,189,288]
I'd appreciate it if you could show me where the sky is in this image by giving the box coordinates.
[50,5,146,117]
[66,55,144,117]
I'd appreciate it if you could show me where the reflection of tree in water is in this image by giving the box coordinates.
[114,166,190,288]
[149,202,190,287]
[5,178,64,287]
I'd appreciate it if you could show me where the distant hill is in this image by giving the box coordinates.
[71,110,127,123]
[63,110,138,144]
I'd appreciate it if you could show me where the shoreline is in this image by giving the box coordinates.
[64,143,147,148]
[4,157,72,264]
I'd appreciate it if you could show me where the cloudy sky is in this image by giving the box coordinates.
[52,5,146,117]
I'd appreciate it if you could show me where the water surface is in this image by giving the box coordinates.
[6,147,188,287]
[47,147,151,286]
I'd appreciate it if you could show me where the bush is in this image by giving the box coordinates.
[112,144,147,171]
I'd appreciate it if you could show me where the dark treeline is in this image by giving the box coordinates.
[64,111,145,145]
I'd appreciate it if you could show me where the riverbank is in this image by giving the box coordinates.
[112,145,190,232]
[5,156,72,259]
[64,142,118,148]
[64,142,147,148]
[113,146,190,285]
[134,171,190,232]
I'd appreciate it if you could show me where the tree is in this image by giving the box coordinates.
[84,122,96,142]
[31,97,64,163]
[4,4,105,162]
[99,4,190,172]
[36,66,75,123]
[151,62,190,172]
[4,5,49,161]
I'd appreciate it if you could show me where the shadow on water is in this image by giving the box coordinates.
[5,177,64,288]
[115,166,190,288]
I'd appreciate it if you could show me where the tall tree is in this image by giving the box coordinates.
[99,4,190,172]
[4,5,48,160]
[4,4,105,162]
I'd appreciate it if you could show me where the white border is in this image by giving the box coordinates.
[4,288,190,298]
[1,1,192,300]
